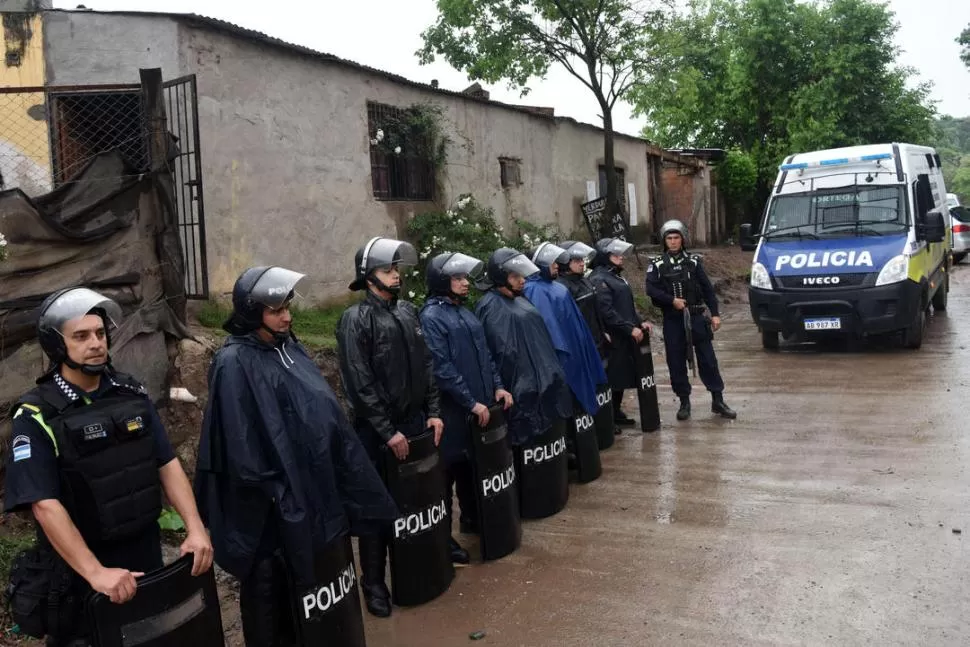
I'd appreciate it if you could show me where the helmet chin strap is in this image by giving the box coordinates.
[63,355,109,376]
[368,275,401,297]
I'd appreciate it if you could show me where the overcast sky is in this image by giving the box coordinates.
[53,0,970,137]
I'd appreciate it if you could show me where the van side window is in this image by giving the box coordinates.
[914,174,934,217]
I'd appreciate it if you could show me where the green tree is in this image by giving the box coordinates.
[418,0,667,237]
[632,0,936,209]
[959,24,970,68]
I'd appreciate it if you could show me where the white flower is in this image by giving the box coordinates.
[446,209,456,218]
[457,218,464,225]
[376,129,384,142]
[494,232,501,239]
[408,290,415,298]
[394,146,402,154]
[0,233,6,247]
[420,251,429,260]
[456,196,471,209]
[370,138,378,145]
[475,223,481,230]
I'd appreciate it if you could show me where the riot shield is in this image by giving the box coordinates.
[514,418,569,519]
[86,555,224,647]
[593,382,615,450]
[636,337,661,432]
[290,534,367,647]
[469,404,522,561]
[568,401,602,484]
[381,431,454,607]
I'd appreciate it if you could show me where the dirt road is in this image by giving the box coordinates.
[359,265,970,646]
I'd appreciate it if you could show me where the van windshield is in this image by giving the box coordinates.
[764,186,908,239]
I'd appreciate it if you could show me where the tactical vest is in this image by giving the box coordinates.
[656,254,701,307]
[16,372,162,546]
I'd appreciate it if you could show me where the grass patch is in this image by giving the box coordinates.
[634,294,664,322]
[197,301,347,350]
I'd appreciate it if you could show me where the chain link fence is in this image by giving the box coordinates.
[0,90,53,196]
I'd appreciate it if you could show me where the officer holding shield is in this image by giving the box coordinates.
[646,220,737,421]
[337,237,446,618]
[196,267,397,646]
[419,253,513,552]
[5,288,213,647]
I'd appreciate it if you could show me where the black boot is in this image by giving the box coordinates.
[449,537,470,565]
[711,392,737,419]
[239,554,296,646]
[357,535,392,618]
[676,396,691,421]
[613,391,635,427]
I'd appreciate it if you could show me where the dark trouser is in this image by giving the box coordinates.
[239,554,297,647]
[446,459,478,531]
[612,390,627,415]
[358,532,391,602]
[662,313,725,397]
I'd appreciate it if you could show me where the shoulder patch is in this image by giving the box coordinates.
[12,434,31,462]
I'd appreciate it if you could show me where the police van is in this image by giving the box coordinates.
[741,143,950,350]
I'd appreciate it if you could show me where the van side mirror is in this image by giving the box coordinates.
[739,223,758,251]
[916,208,946,244]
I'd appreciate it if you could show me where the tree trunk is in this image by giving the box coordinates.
[602,108,620,240]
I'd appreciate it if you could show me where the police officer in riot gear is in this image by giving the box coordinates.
[646,220,737,421]
[419,253,514,554]
[556,241,608,358]
[337,237,445,618]
[4,288,213,647]
[196,267,396,646]
[590,238,653,428]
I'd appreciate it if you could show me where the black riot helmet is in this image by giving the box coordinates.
[482,247,539,295]
[527,242,569,280]
[593,237,634,269]
[349,236,418,295]
[37,287,123,376]
[555,240,596,275]
[426,252,485,301]
[224,266,306,338]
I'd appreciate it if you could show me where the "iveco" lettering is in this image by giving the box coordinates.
[482,465,515,497]
[302,563,357,619]
[775,250,873,271]
[393,500,447,539]
[802,276,841,285]
[523,437,566,465]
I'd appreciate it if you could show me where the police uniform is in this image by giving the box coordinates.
[645,223,736,420]
[5,371,175,644]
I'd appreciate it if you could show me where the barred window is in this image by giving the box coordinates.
[49,91,148,185]
[499,157,522,188]
[366,101,435,201]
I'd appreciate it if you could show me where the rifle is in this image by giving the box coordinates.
[684,307,697,378]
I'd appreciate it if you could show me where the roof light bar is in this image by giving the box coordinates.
[780,152,893,171]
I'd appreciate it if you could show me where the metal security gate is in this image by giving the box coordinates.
[163,75,209,299]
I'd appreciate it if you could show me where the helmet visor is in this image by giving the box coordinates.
[501,254,540,278]
[531,242,568,268]
[361,238,418,272]
[563,241,596,263]
[250,267,307,309]
[602,239,634,257]
[440,252,485,281]
[40,288,123,334]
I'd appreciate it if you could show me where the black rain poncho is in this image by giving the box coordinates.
[194,333,398,586]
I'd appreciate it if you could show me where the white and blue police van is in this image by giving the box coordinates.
[741,143,951,350]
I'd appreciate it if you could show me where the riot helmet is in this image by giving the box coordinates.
[426,252,485,301]
[555,240,596,275]
[593,238,634,269]
[483,247,539,295]
[37,287,123,376]
[528,242,568,280]
[660,219,689,251]
[224,266,306,339]
[349,236,418,295]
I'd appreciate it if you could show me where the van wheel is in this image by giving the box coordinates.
[902,308,925,349]
[762,330,779,351]
[932,274,948,312]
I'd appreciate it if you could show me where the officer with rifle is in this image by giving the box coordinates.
[646,220,737,421]
[4,287,213,647]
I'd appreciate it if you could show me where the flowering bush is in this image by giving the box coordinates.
[0,231,7,262]
[403,194,562,306]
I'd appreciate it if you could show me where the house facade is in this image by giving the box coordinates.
[0,6,720,303]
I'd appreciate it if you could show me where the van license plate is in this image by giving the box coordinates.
[804,318,841,330]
